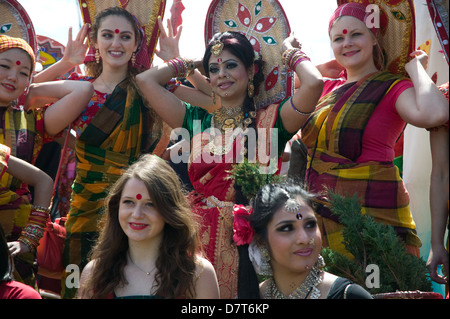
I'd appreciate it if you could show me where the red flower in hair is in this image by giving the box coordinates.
[232,204,254,246]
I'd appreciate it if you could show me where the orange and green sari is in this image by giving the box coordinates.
[301,71,421,257]
[62,80,169,299]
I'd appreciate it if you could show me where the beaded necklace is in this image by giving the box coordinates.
[265,266,323,299]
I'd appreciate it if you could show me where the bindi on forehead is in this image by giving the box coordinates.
[136,194,142,200]
[342,29,348,34]
[115,29,120,34]
[16,60,21,65]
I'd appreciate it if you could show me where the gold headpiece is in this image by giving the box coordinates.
[211,41,224,56]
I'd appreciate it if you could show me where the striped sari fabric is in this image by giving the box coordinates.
[302,71,421,256]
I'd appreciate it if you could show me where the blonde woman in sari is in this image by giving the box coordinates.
[301,3,448,257]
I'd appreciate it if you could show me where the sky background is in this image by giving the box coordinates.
[18,0,337,67]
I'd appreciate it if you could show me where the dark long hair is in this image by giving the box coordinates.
[80,154,201,299]
[203,31,265,205]
[0,225,13,283]
[237,182,317,298]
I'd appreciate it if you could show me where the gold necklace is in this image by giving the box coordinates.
[97,75,117,93]
[127,252,156,276]
[212,105,244,132]
[208,106,256,156]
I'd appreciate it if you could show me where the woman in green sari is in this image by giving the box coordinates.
[38,6,169,299]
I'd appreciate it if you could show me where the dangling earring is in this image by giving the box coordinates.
[211,91,216,104]
[247,78,254,98]
[95,49,100,64]
[315,254,325,268]
[249,242,273,276]
[259,245,272,276]
[131,52,136,66]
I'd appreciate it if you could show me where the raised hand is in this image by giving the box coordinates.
[61,24,90,66]
[155,17,182,62]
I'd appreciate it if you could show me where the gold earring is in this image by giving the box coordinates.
[95,49,100,64]
[248,78,254,98]
[131,52,136,66]
[211,91,216,104]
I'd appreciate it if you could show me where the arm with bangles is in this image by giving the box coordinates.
[279,33,324,134]
[0,144,53,256]
[155,17,219,112]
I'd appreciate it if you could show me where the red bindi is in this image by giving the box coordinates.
[115,29,120,34]
[16,60,21,65]
[136,194,142,200]
[342,29,348,34]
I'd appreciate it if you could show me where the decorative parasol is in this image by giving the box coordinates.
[337,0,416,76]
[426,0,449,64]
[205,0,292,109]
[78,0,166,69]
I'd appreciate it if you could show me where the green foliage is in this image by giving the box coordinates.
[321,192,432,294]
[226,159,284,201]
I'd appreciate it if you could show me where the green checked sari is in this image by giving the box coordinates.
[62,79,168,299]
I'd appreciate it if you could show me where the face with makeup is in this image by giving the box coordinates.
[266,197,322,275]
[0,48,32,106]
[330,16,377,72]
[95,14,139,69]
[208,48,252,105]
[118,177,166,245]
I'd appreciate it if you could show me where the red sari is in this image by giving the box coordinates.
[183,101,291,298]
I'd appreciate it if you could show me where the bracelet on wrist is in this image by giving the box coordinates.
[290,97,314,116]
[167,57,197,78]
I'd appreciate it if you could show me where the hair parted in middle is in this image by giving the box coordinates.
[237,182,318,299]
[82,154,201,299]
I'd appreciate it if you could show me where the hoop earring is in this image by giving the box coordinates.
[131,52,136,66]
[95,49,100,64]
[247,78,254,98]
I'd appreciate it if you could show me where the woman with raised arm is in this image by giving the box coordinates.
[0,34,93,289]
[136,25,323,298]
[36,6,170,299]
[300,2,448,258]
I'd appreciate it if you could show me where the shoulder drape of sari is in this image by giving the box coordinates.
[62,81,169,299]
[301,71,421,251]
[184,102,288,298]
[0,107,47,288]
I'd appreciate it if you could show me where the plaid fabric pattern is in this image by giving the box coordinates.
[302,71,421,254]
[0,107,47,287]
[62,81,167,299]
